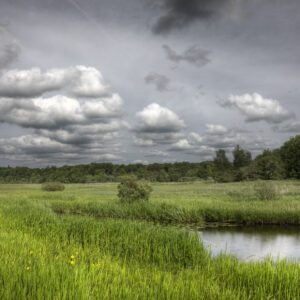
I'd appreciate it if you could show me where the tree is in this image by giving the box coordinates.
[213,149,234,182]
[233,145,252,169]
[214,149,232,170]
[280,135,300,179]
[254,150,285,180]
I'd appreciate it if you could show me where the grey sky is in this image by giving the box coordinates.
[0,0,299,166]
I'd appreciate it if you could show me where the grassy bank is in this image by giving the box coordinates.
[0,182,299,299]
[32,180,300,225]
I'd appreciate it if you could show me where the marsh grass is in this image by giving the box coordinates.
[254,181,280,201]
[46,181,300,225]
[0,181,299,299]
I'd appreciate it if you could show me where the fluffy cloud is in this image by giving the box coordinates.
[133,137,155,147]
[0,135,70,156]
[190,128,246,149]
[162,45,211,67]
[0,65,125,164]
[205,124,229,135]
[133,103,186,147]
[0,94,123,129]
[219,93,293,124]
[36,123,120,145]
[144,72,170,91]
[0,134,122,164]
[0,26,21,69]
[170,139,193,150]
[0,66,110,98]
[168,124,248,160]
[136,103,185,133]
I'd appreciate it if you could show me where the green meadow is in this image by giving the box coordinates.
[0,181,299,299]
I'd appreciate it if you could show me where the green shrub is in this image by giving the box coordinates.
[254,181,279,201]
[41,182,65,191]
[118,176,152,204]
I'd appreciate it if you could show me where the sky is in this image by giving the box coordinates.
[0,0,299,167]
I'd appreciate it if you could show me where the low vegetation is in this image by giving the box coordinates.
[0,181,299,299]
[117,176,152,204]
[254,181,279,201]
[41,182,65,191]
[44,181,300,225]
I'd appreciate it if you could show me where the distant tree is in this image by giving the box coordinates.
[214,149,232,170]
[254,150,285,180]
[233,145,252,169]
[213,149,234,182]
[280,135,300,179]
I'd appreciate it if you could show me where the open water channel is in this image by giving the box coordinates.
[199,225,300,262]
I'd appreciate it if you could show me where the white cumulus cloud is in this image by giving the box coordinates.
[136,103,185,133]
[0,94,123,129]
[0,65,110,98]
[219,93,293,124]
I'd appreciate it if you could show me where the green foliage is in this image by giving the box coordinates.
[214,149,232,170]
[41,182,65,191]
[233,145,252,169]
[255,150,285,180]
[213,170,235,183]
[254,181,279,201]
[280,135,300,179]
[233,164,257,181]
[117,176,152,203]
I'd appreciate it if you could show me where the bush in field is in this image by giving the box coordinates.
[254,181,279,201]
[41,182,65,191]
[118,176,152,204]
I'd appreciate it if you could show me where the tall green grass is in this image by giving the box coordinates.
[45,181,300,225]
[0,182,299,299]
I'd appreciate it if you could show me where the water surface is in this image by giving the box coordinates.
[199,226,300,262]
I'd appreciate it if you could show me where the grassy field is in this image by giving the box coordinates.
[0,181,299,299]
[40,180,300,225]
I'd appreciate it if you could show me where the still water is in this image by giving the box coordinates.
[199,226,300,262]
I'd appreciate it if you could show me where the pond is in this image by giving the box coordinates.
[199,225,300,262]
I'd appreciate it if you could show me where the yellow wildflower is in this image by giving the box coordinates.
[26,266,30,270]
[29,251,33,255]
[71,255,75,259]
[70,260,75,265]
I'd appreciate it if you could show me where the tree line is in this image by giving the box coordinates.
[0,135,299,183]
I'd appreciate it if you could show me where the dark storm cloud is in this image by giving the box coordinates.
[152,0,235,34]
[144,72,170,91]
[162,45,211,67]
